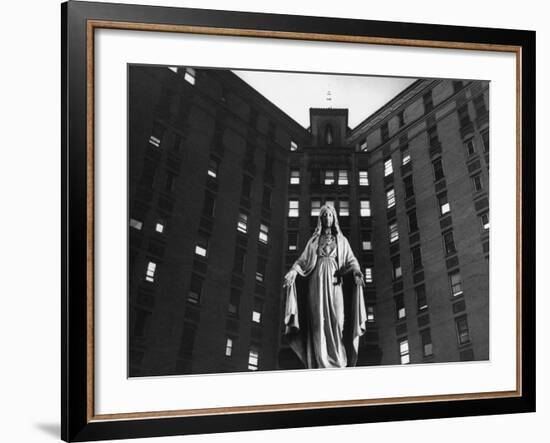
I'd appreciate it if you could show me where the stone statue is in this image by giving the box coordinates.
[283,204,367,369]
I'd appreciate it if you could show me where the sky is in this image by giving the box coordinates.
[234,69,416,128]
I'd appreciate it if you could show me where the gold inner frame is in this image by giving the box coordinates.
[85,19,523,423]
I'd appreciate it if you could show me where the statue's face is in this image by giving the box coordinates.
[320,209,334,228]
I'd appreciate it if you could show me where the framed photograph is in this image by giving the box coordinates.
[62,1,535,441]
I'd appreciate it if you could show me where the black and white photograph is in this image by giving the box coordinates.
[128,65,490,377]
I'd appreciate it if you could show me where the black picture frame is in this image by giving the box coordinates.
[62,1,536,441]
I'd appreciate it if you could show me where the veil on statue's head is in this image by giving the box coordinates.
[313,204,342,237]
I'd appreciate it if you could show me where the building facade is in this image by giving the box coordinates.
[128,65,489,377]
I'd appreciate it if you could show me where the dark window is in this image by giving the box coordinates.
[427,125,438,146]
[165,172,176,192]
[472,174,483,192]
[433,157,444,181]
[456,315,471,345]
[228,288,240,316]
[381,122,389,142]
[464,138,476,156]
[423,91,434,113]
[404,175,414,198]
[452,80,463,94]
[133,308,150,337]
[457,104,471,127]
[325,124,334,145]
[473,94,487,116]
[262,186,272,210]
[241,175,252,199]
[395,294,406,320]
[408,210,419,233]
[188,273,202,304]
[481,130,489,153]
[265,154,274,178]
[233,248,246,274]
[256,257,267,283]
[398,110,405,127]
[416,285,428,312]
[179,323,197,358]
[172,132,182,151]
[202,191,215,217]
[411,246,423,271]
[443,230,457,255]
[421,329,434,357]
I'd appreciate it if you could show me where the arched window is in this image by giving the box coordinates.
[325,124,334,145]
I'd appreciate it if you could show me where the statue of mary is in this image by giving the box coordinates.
[283,204,367,369]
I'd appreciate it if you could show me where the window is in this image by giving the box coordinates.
[416,285,428,312]
[155,222,164,233]
[443,231,457,255]
[397,110,405,127]
[184,67,196,85]
[439,192,451,215]
[384,158,393,177]
[165,172,176,192]
[202,191,215,217]
[256,257,266,283]
[481,213,490,231]
[395,295,406,320]
[252,299,263,324]
[472,174,483,192]
[237,213,248,234]
[457,104,471,127]
[433,158,444,181]
[421,329,434,357]
[288,200,299,217]
[172,133,181,151]
[233,248,246,274]
[411,245,422,271]
[228,289,240,316]
[225,338,233,357]
[338,170,349,185]
[464,138,476,156]
[290,169,300,185]
[179,323,196,358]
[455,316,471,345]
[148,121,165,148]
[359,170,369,186]
[427,125,438,146]
[262,186,272,210]
[408,210,419,233]
[450,271,463,296]
[402,147,411,165]
[145,261,157,282]
[386,188,396,209]
[264,154,274,178]
[361,232,372,250]
[404,175,414,198]
[360,139,368,151]
[452,80,463,93]
[241,175,252,199]
[367,305,375,323]
[360,200,371,217]
[381,122,389,142]
[474,94,487,116]
[194,239,208,258]
[392,256,402,280]
[481,130,489,153]
[423,91,434,113]
[399,338,410,364]
[324,170,335,185]
[364,267,373,284]
[290,140,298,151]
[311,199,321,217]
[207,157,219,178]
[325,199,335,209]
[130,218,143,230]
[248,347,260,370]
[259,224,269,244]
[339,199,349,217]
[188,273,202,304]
[389,222,399,243]
[288,231,298,251]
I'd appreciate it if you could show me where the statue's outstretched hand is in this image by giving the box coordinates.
[353,270,365,287]
[283,269,297,288]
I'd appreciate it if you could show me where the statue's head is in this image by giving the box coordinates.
[317,204,340,236]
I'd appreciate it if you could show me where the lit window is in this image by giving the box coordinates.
[402,148,411,165]
[311,199,321,217]
[228,289,240,316]
[443,231,457,255]
[399,338,410,364]
[366,305,375,323]
[252,299,263,324]
[359,170,369,186]
[145,261,156,282]
[481,213,490,231]
[472,174,483,192]
[207,157,219,178]
[194,239,208,257]
[339,199,349,217]
[416,285,428,312]
[237,213,248,234]
[130,218,143,230]
[155,222,164,233]
[259,224,269,244]
[392,256,402,280]
[325,200,335,209]
[360,139,368,151]
[433,158,444,181]
[324,170,335,185]
[450,271,463,296]
[396,294,406,320]
[338,170,349,185]
[256,257,266,283]
[421,329,434,357]
[439,193,451,215]
[290,170,300,185]
[411,245,422,271]
[364,267,373,283]
[360,200,371,217]
[464,138,476,156]
[456,316,471,345]
[184,67,196,85]
[290,140,298,151]
[288,200,299,217]
[248,347,259,370]
[168,66,178,73]
[389,223,399,243]
[188,273,202,304]
[225,338,233,357]
[288,231,298,251]
[384,158,393,177]
[386,188,396,209]
[361,232,372,251]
